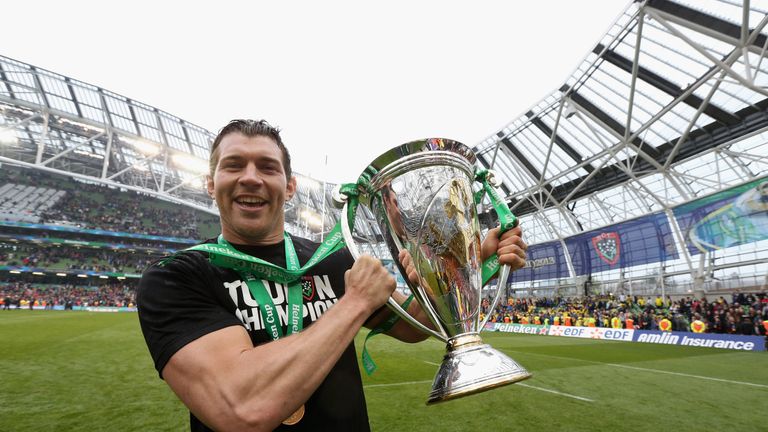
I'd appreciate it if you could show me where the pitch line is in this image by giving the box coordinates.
[516,383,594,402]
[605,363,768,389]
[422,360,441,366]
[504,349,768,389]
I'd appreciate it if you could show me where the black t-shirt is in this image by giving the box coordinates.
[137,236,370,431]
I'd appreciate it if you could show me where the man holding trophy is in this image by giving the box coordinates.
[137,119,528,431]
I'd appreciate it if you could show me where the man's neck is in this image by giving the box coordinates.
[221,230,285,247]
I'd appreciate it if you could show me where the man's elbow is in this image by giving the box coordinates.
[225,401,283,432]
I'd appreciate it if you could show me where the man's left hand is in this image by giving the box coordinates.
[481,225,527,272]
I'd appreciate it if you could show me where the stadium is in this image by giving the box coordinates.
[1,0,767,431]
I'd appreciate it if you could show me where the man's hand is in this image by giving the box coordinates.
[344,255,397,315]
[398,249,420,287]
[481,225,527,272]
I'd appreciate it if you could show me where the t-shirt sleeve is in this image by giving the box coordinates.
[136,251,243,378]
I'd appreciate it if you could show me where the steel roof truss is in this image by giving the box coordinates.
[663,69,730,171]
[646,0,768,55]
[569,94,692,199]
[721,146,768,173]
[646,6,768,97]
[40,130,106,167]
[717,148,754,180]
[599,44,740,126]
[106,150,162,182]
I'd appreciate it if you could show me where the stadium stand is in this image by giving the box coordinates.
[0,164,220,239]
[483,292,768,336]
[0,183,65,223]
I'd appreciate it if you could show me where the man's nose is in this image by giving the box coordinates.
[239,164,264,185]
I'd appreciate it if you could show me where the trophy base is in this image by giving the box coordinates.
[426,333,531,405]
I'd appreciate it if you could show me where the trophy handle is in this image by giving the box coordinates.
[478,264,510,330]
[475,169,515,331]
[339,200,448,341]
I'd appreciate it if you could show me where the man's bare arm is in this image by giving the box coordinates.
[161,255,395,432]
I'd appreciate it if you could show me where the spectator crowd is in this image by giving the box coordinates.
[0,280,136,309]
[1,164,219,240]
[1,243,157,274]
[483,290,768,336]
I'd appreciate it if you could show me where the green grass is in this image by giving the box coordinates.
[1,311,766,431]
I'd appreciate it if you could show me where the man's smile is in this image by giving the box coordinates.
[234,195,268,209]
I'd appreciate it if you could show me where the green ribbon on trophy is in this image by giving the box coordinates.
[474,168,518,286]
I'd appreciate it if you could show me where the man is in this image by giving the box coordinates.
[137,119,528,431]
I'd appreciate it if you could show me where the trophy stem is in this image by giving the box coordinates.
[426,333,531,405]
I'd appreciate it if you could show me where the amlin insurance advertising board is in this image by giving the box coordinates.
[487,322,765,352]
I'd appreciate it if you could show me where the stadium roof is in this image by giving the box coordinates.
[0,55,216,212]
[474,0,768,245]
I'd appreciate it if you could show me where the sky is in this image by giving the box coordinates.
[2,0,629,184]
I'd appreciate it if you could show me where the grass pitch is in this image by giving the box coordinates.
[1,311,766,431]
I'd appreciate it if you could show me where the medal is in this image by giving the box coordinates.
[282,404,305,425]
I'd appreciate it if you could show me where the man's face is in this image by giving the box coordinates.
[207,132,296,245]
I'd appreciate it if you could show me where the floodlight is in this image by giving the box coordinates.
[123,136,161,156]
[172,153,209,175]
[300,209,323,228]
[0,128,18,145]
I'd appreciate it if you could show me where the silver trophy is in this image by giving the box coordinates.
[334,138,530,404]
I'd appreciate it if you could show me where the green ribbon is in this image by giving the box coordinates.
[178,178,370,339]
[187,182,363,283]
[361,294,415,376]
[217,234,304,339]
[474,169,518,285]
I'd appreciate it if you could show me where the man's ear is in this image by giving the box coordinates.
[286,176,297,201]
[206,175,215,199]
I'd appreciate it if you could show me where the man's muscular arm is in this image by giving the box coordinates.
[161,255,395,432]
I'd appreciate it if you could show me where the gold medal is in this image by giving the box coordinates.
[282,404,305,425]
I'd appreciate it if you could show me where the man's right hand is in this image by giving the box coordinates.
[343,255,396,315]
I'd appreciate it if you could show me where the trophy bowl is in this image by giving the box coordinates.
[335,138,531,404]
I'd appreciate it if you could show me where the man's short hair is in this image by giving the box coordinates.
[209,119,292,180]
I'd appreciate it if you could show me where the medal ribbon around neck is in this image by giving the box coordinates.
[183,183,362,339]
[218,233,304,339]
